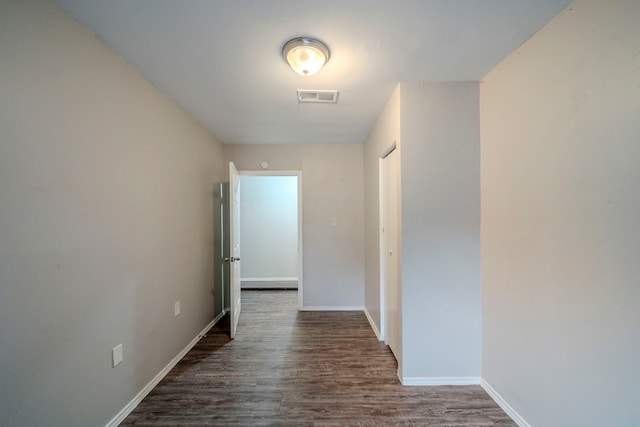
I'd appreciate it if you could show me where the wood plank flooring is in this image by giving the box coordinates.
[121,290,515,426]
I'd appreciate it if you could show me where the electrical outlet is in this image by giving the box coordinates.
[330,218,338,227]
[112,344,123,368]
[174,301,181,316]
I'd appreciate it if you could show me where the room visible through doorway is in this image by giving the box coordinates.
[238,172,302,308]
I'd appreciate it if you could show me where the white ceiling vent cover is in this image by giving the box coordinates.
[297,89,339,103]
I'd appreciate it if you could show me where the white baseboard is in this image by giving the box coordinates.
[300,306,364,311]
[241,277,298,282]
[363,307,383,341]
[241,280,298,289]
[401,376,481,386]
[481,378,531,427]
[105,310,226,427]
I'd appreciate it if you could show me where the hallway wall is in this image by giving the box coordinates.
[0,0,225,425]
[363,85,401,334]
[224,144,365,308]
[481,0,640,425]
[399,82,481,381]
[363,82,481,381]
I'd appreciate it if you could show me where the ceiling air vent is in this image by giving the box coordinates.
[297,89,339,103]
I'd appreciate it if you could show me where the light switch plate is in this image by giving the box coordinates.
[174,301,181,316]
[330,218,338,227]
[112,344,123,368]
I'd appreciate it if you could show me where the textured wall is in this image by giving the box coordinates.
[481,0,640,425]
[0,0,224,425]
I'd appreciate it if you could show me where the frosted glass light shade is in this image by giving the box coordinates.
[282,37,330,76]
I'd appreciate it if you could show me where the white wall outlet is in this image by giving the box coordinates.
[174,301,181,316]
[330,218,338,227]
[112,344,123,368]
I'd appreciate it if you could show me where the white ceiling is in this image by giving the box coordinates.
[54,0,570,145]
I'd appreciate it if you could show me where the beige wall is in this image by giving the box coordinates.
[224,144,365,308]
[363,85,401,334]
[0,0,225,425]
[481,0,640,425]
[399,82,481,380]
[363,82,481,380]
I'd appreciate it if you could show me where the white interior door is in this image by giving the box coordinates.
[229,162,241,339]
[381,146,400,360]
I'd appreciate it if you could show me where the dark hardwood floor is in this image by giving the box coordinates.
[121,290,515,426]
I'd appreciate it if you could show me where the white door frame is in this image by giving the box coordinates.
[238,170,304,310]
[229,162,241,339]
[379,142,401,374]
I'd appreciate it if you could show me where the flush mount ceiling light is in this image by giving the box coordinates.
[282,37,330,77]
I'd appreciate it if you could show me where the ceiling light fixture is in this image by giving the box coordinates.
[282,37,330,77]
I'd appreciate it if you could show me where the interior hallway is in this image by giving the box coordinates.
[121,290,515,426]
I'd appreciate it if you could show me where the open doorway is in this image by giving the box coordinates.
[238,171,303,309]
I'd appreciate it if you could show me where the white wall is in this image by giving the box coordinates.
[224,144,365,308]
[240,175,298,280]
[399,82,481,380]
[0,1,224,425]
[363,85,401,333]
[481,0,640,425]
[363,83,481,380]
